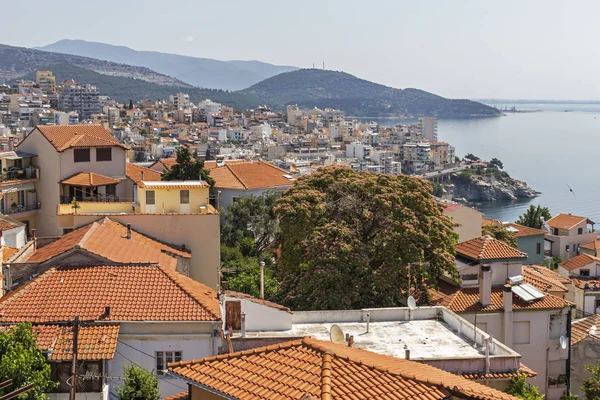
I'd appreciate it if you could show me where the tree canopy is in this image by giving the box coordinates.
[274,166,458,310]
[0,323,57,400]
[516,205,552,229]
[464,153,480,162]
[116,364,160,400]
[482,223,518,248]
[506,377,544,400]
[582,360,600,400]
[489,158,504,170]
[161,147,215,186]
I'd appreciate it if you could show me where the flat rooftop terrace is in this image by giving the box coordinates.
[246,319,485,360]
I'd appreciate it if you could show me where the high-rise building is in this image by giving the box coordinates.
[58,81,100,121]
[35,71,56,93]
[419,116,438,142]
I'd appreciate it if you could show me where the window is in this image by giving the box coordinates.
[460,273,479,282]
[536,243,541,254]
[579,227,584,235]
[105,184,116,197]
[580,269,590,277]
[73,148,90,162]
[513,321,531,345]
[566,244,570,252]
[554,228,559,235]
[146,190,155,205]
[96,148,112,161]
[156,351,182,375]
[180,190,190,204]
[63,228,73,234]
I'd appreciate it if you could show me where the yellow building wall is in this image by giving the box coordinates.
[138,187,209,214]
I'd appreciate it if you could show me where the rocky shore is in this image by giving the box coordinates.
[438,171,539,202]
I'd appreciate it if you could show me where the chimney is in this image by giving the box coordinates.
[126,224,131,240]
[503,284,513,347]
[140,171,144,181]
[31,229,37,250]
[405,348,410,360]
[479,264,492,306]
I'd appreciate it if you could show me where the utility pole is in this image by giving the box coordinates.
[70,316,79,400]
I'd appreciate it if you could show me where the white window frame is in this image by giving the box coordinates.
[156,350,182,375]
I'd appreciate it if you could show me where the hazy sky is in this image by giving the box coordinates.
[4,0,599,100]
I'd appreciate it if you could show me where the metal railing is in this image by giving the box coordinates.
[0,167,38,182]
[60,195,131,204]
[3,203,41,215]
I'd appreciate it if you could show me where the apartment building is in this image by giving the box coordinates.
[58,81,101,120]
[419,116,438,142]
[545,213,597,259]
[35,70,56,93]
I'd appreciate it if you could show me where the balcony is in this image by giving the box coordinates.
[0,167,39,184]
[3,202,41,216]
[57,202,134,216]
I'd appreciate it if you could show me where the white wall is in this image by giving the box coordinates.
[60,147,127,180]
[236,298,293,331]
[1,225,26,248]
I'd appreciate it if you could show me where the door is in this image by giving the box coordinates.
[225,301,242,330]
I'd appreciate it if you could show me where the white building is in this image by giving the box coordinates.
[198,99,221,115]
[419,116,438,142]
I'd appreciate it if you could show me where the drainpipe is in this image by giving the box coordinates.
[503,284,513,347]
[566,307,573,396]
[241,312,246,338]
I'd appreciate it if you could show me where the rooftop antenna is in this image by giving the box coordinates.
[330,324,345,345]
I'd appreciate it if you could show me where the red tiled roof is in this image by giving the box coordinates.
[162,392,188,400]
[461,364,537,380]
[581,239,600,253]
[505,223,547,238]
[560,254,600,271]
[546,213,592,230]
[210,161,294,190]
[570,277,600,290]
[24,125,126,152]
[572,314,600,345]
[482,218,501,227]
[27,217,190,265]
[0,215,24,231]
[168,337,518,400]
[126,162,161,184]
[61,172,121,187]
[455,236,526,261]
[2,246,19,262]
[0,264,220,323]
[137,181,208,189]
[522,266,568,293]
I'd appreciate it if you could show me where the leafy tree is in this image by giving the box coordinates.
[0,323,57,399]
[582,361,600,400]
[561,392,579,400]
[221,191,281,256]
[506,376,544,400]
[550,255,564,270]
[116,364,160,400]
[161,147,215,186]
[464,153,480,162]
[431,182,444,197]
[482,223,518,248]
[223,251,280,299]
[274,166,458,310]
[489,157,504,169]
[516,205,552,229]
[128,99,134,110]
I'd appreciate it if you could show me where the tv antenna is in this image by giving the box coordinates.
[330,324,345,345]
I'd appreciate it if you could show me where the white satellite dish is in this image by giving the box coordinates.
[407,296,417,311]
[559,335,568,350]
[330,324,345,345]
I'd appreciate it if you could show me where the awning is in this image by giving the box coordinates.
[2,182,35,194]
[7,151,36,160]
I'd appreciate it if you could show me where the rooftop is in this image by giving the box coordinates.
[24,124,126,152]
[572,314,600,345]
[138,180,208,189]
[546,213,594,230]
[522,266,569,293]
[505,223,547,238]
[60,171,121,187]
[581,239,600,252]
[168,337,519,400]
[455,236,527,261]
[560,253,600,271]
[126,162,161,184]
[210,160,295,190]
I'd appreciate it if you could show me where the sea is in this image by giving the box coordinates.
[365,102,600,223]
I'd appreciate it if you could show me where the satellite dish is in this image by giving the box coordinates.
[559,335,568,350]
[590,325,597,335]
[407,296,417,311]
[330,324,345,345]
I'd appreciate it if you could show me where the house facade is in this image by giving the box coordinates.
[545,214,597,260]
[558,254,600,317]
[442,202,482,243]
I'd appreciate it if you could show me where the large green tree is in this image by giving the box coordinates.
[482,223,518,248]
[0,323,57,399]
[274,166,458,310]
[516,205,552,229]
[506,377,544,400]
[116,364,160,400]
[582,361,600,400]
[161,147,215,186]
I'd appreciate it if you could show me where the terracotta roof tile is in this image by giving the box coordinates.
[429,284,572,313]
[455,236,526,261]
[168,337,518,400]
[572,314,600,345]
[560,254,600,271]
[570,277,600,290]
[546,213,593,230]
[24,125,126,152]
[162,392,188,400]
[461,364,537,380]
[137,181,208,189]
[0,264,220,323]
[211,161,294,190]
[0,215,25,231]
[2,246,19,262]
[522,266,568,293]
[482,218,502,227]
[581,239,600,253]
[27,217,190,264]
[61,172,121,187]
[505,223,547,238]
[126,162,161,184]
[225,290,292,313]
[203,159,246,170]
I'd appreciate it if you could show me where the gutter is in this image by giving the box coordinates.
[166,371,237,400]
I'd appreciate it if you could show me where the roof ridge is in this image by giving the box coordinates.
[320,350,333,400]
[78,221,100,248]
[223,163,248,190]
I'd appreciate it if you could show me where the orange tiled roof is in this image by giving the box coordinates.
[429,283,571,313]
[461,364,536,381]
[0,264,220,323]
[203,159,246,170]
[505,223,547,238]
[137,181,208,189]
[27,217,190,264]
[570,277,600,290]
[2,246,19,262]
[560,253,600,271]
[168,337,518,400]
[162,392,188,400]
[154,158,177,169]
[581,239,600,253]
[572,314,600,345]
[210,161,294,190]
[0,215,24,231]
[225,290,291,314]
[61,172,121,187]
[522,266,568,293]
[25,125,126,152]
[126,162,161,184]
[546,213,592,230]
[482,218,501,227]
[455,236,526,261]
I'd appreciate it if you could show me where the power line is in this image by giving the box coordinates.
[114,349,187,391]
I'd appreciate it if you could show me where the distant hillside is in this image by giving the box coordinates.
[240,69,502,118]
[0,44,188,87]
[35,39,299,90]
[17,63,260,109]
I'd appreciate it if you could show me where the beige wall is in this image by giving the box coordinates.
[59,147,127,180]
[191,385,222,399]
[69,214,220,288]
[138,186,210,214]
[545,231,597,259]
[445,206,482,243]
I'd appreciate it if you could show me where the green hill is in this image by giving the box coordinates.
[239,69,501,118]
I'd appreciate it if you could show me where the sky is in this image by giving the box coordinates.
[3,0,600,100]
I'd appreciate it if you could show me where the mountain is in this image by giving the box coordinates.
[0,44,188,87]
[240,69,502,118]
[35,39,299,90]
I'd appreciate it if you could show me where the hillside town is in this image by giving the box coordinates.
[0,71,598,400]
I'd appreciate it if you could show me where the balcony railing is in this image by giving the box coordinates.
[60,195,129,204]
[0,167,39,182]
[3,203,41,215]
